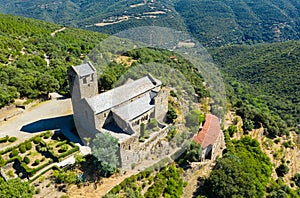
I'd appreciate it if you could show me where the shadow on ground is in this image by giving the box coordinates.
[21,115,83,144]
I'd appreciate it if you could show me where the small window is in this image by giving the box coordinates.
[90,74,94,82]
[82,77,87,84]
[104,113,107,118]
[128,145,131,150]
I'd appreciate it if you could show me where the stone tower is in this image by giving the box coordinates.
[68,62,99,137]
[67,62,98,101]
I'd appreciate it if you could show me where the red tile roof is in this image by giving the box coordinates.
[193,114,221,148]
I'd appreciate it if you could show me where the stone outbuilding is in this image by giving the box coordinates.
[193,114,223,161]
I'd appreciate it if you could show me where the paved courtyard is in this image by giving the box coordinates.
[0,97,81,149]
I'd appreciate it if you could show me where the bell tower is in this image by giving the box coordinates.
[68,62,98,101]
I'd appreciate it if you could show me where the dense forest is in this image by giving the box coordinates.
[0,14,107,107]
[175,0,300,46]
[1,0,300,46]
[210,41,300,137]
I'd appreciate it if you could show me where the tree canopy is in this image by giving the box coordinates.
[0,177,34,198]
[91,132,119,177]
[197,136,272,198]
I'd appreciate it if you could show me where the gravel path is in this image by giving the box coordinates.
[0,98,73,149]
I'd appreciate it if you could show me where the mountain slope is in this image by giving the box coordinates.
[175,0,300,46]
[1,0,300,46]
[210,41,300,127]
[0,14,107,107]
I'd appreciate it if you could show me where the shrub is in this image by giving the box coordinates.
[0,155,5,167]
[39,176,45,183]
[24,156,30,164]
[148,118,158,129]
[44,132,51,139]
[228,125,238,137]
[292,173,300,187]
[0,135,9,143]
[9,149,19,158]
[8,137,17,142]
[276,163,289,177]
[7,170,14,178]
[170,90,177,97]
[34,159,40,166]
[58,145,68,153]
[185,109,204,128]
[33,136,42,144]
[139,137,145,142]
[144,130,150,139]
[35,188,41,194]
[166,104,178,123]
[26,142,32,150]
[282,140,293,148]
[19,144,27,153]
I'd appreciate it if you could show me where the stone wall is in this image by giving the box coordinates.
[95,109,112,129]
[154,88,169,122]
[119,125,168,170]
[73,99,98,137]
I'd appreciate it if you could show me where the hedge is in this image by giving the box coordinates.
[33,137,42,144]
[29,165,61,183]
[24,156,30,164]
[9,149,19,158]
[55,140,68,148]
[21,160,52,177]
[8,137,17,142]
[58,146,79,161]
[19,144,27,153]
[0,135,9,143]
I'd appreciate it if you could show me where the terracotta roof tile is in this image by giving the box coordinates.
[193,114,220,148]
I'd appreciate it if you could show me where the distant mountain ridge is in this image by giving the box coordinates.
[1,0,300,46]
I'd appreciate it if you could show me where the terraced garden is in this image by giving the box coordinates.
[0,131,79,182]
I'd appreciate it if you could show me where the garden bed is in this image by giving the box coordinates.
[0,131,79,180]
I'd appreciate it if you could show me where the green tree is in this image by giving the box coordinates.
[185,141,202,162]
[198,137,272,198]
[0,177,34,197]
[91,132,119,177]
[276,163,289,177]
[166,103,177,123]
[243,118,254,132]
[292,173,300,187]
[227,125,238,137]
[185,110,205,128]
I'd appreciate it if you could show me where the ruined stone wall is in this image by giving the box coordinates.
[211,130,224,161]
[154,88,169,122]
[119,126,168,170]
[119,135,139,169]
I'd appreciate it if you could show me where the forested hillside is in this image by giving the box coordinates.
[0,0,187,35]
[0,14,107,107]
[210,41,300,135]
[1,0,300,46]
[175,0,300,46]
